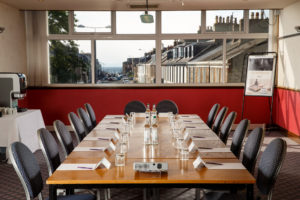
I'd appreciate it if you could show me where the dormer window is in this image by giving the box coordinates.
[178,47,184,58]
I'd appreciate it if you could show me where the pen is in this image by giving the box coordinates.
[192,136,205,138]
[205,162,223,165]
[89,148,104,151]
[98,137,110,140]
[184,120,192,122]
[198,147,212,150]
[186,126,196,128]
[77,166,93,169]
[106,128,116,130]
[110,122,120,124]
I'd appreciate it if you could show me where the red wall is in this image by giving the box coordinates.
[19,87,271,126]
[273,88,300,136]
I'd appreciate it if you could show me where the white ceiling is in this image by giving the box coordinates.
[0,0,298,10]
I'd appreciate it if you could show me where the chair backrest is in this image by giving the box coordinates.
[212,106,228,135]
[256,138,287,199]
[230,119,250,158]
[53,120,74,158]
[206,103,220,128]
[84,103,97,128]
[9,142,44,200]
[124,100,146,115]
[78,107,94,133]
[37,128,61,176]
[219,111,237,144]
[68,112,87,143]
[156,100,179,114]
[242,127,264,174]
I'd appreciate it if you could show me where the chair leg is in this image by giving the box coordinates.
[195,188,201,200]
[95,189,100,200]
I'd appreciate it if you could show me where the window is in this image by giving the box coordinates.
[95,40,156,84]
[226,38,268,83]
[47,10,270,86]
[161,39,223,84]
[116,11,156,34]
[162,11,201,34]
[48,11,69,34]
[249,10,269,33]
[49,40,91,84]
[74,11,111,33]
[206,10,244,32]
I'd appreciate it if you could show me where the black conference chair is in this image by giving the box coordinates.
[54,120,75,158]
[124,100,146,115]
[38,128,61,176]
[206,104,220,128]
[9,142,95,200]
[78,107,94,133]
[203,138,286,200]
[68,112,87,143]
[156,99,178,114]
[219,111,237,145]
[212,106,228,135]
[84,103,97,128]
[230,119,250,158]
[242,127,264,174]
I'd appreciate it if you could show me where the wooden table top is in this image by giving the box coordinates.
[47,115,255,185]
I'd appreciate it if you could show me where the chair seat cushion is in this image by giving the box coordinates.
[47,194,96,200]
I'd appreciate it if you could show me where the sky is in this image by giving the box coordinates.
[73,10,269,68]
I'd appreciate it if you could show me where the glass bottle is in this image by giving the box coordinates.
[144,124,151,145]
[151,124,158,144]
[145,103,151,124]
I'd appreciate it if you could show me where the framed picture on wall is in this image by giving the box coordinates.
[245,54,276,97]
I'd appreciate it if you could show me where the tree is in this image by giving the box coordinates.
[48,11,91,83]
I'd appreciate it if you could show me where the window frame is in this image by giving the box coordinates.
[46,10,271,87]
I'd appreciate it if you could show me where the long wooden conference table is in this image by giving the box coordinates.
[47,114,255,200]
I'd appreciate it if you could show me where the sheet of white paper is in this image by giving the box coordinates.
[83,137,111,141]
[158,113,169,117]
[104,115,125,119]
[134,113,146,117]
[205,162,245,170]
[192,137,219,141]
[57,164,96,170]
[178,114,200,119]
[73,147,106,152]
[198,148,231,153]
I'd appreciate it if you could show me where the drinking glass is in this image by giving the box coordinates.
[115,153,125,167]
[180,147,189,160]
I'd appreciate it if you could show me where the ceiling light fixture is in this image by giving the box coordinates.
[140,0,154,23]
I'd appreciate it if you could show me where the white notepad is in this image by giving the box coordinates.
[198,148,231,153]
[57,164,96,170]
[205,162,245,170]
[73,147,106,152]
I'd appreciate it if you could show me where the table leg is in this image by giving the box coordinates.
[49,185,57,200]
[246,184,254,200]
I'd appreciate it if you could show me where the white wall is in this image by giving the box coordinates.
[0,2,27,74]
[277,1,300,90]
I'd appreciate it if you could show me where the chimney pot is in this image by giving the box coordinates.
[251,12,254,19]
[256,12,259,19]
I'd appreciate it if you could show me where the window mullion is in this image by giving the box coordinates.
[156,11,162,84]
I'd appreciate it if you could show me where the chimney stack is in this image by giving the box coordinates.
[261,10,264,19]
[255,12,259,19]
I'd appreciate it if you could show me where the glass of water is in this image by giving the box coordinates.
[115,153,125,167]
[180,147,189,161]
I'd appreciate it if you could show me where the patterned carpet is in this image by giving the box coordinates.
[0,129,299,200]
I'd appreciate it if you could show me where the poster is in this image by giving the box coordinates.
[245,54,276,96]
